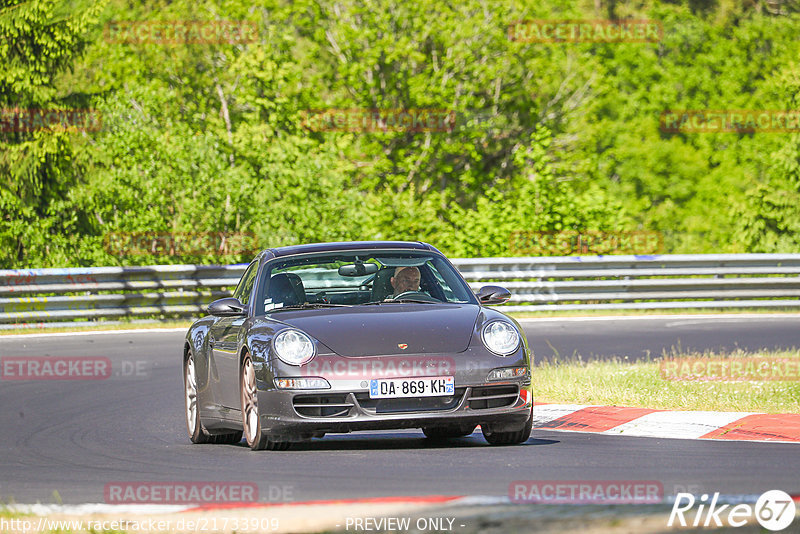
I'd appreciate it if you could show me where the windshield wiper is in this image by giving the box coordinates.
[268,303,352,312]
[362,298,437,305]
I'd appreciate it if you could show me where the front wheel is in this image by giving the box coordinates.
[185,349,242,444]
[240,354,290,451]
[482,408,533,446]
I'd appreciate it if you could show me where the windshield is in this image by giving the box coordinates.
[255,250,477,315]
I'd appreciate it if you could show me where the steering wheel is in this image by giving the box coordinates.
[391,290,439,302]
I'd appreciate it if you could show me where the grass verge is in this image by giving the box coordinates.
[532,349,800,413]
[508,308,800,318]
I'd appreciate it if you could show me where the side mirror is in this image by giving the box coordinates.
[208,297,247,317]
[475,285,512,305]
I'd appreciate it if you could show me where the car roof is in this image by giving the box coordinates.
[258,241,439,260]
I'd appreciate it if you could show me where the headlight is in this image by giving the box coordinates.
[273,329,315,365]
[481,320,520,356]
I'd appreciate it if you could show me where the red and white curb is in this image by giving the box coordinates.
[533,404,800,443]
[9,493,799,516]
[7,496,483,520]
[187,494,469,512]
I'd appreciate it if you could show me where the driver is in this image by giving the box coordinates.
[389,266,421,299]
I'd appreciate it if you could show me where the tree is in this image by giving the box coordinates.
[0,0,106,267]
[737,63,800,252]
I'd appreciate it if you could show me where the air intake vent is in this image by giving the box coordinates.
[354,388,466,414]
[467,385,518,409]
[293,394,354,418]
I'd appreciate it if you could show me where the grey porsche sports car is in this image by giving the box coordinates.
[183,241,533,450]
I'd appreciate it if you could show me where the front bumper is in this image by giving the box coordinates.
[256,381,532,440]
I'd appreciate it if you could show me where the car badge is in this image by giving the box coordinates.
[397,343,408,350]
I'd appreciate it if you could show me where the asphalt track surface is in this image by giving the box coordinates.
[0,315,798,505]
[524,314,800,362]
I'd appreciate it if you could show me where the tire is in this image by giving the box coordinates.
[422,425,476,439]
[185,349,242,445]
[482,407,533,446]
[185,349,212,444]
[240,354,291,451]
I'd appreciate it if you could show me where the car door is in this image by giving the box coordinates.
[209,260,259,411]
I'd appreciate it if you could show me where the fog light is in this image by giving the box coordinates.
[275,377,330,390]
[487,367,528,381]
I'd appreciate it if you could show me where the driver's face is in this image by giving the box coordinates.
[391,267,421,294]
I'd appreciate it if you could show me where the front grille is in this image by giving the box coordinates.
[468,385,519,409]
[354,388,466,414]
[293,394,354,418]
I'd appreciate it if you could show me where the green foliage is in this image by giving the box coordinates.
[737,63,800,251]
[2,0,800,267]
[0,0,106,266]
[445,126,627,257]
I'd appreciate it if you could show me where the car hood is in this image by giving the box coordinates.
[268,303,479,357]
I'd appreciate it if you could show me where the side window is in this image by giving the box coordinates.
[233,261,259,306]
[426,261,454,300]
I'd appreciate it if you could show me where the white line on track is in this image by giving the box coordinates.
[0,328,187,339]
[9,503,191,515]
[516,313,800,323]
[3,314,798,338]
[537,427,800,445]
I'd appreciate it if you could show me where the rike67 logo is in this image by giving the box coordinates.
[669,490,796,531]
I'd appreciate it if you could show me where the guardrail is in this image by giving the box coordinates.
[455,254,800,311]
[0,265,243,325]
[1,254,799,325]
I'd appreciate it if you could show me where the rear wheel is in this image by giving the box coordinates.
[184,350,241,444]
[240,354,290,451]
[482,407,533,446]
[422,425,476,439]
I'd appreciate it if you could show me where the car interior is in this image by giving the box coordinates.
[265,272,307,307]
[369,267,395,301]
[263,261,449,310]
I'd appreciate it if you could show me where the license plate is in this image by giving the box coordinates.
[369,376,454,399]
